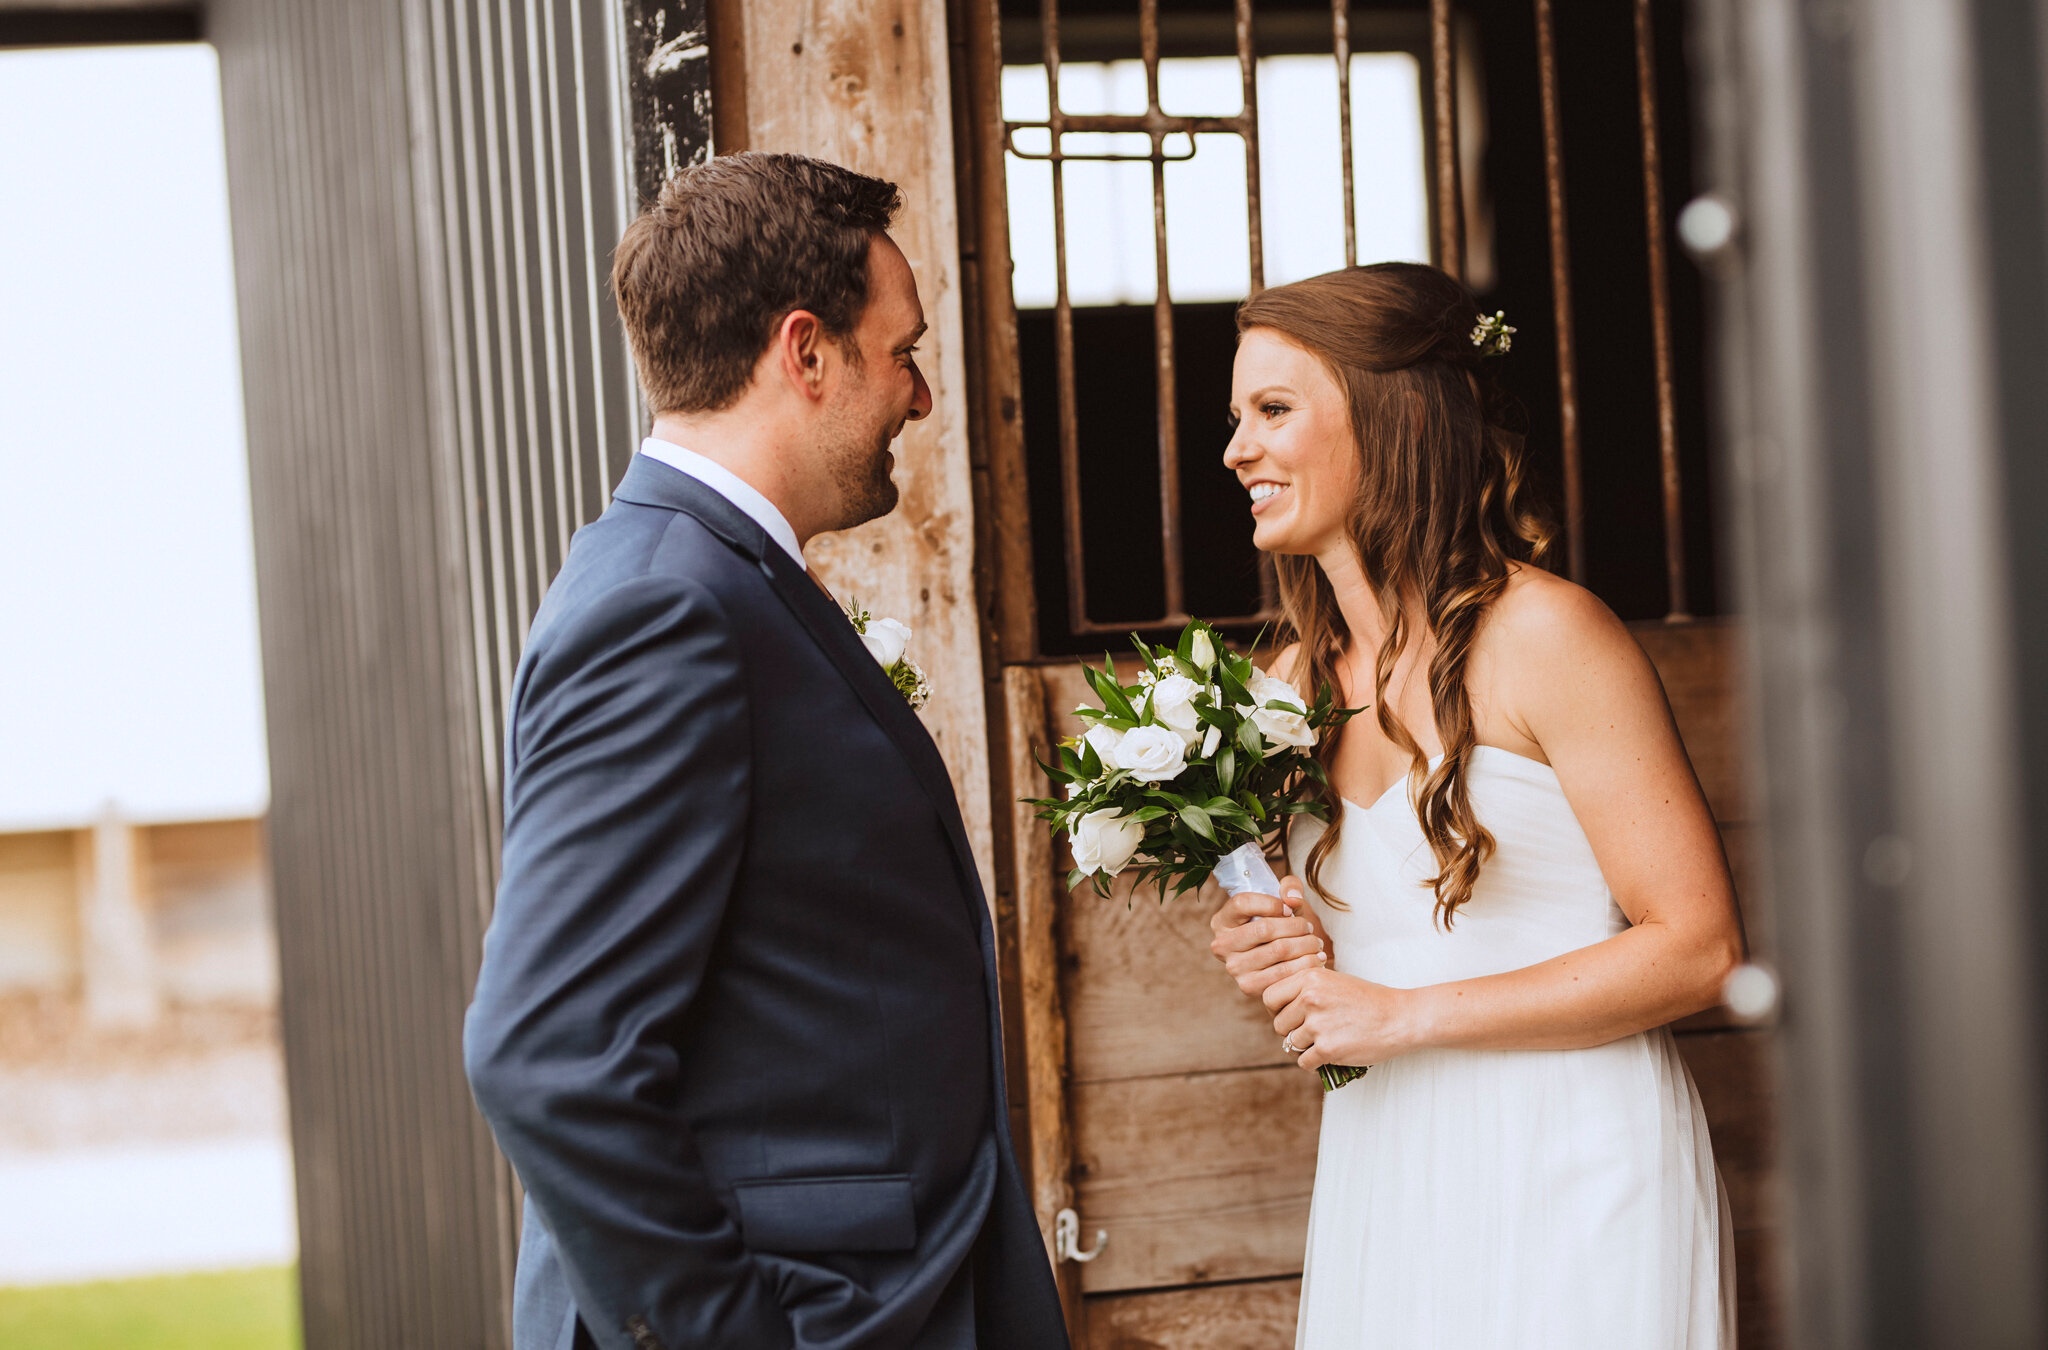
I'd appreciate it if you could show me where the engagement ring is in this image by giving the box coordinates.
[1283,1037,1300,1055]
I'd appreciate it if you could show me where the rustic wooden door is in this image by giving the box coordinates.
[954,1,1784,1344]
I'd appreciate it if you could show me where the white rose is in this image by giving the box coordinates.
[1200,723,1222,758]
[1082,722,1125,773]
[1148,673,1205,747]
[859,616,912,669]
[1070,807,1145,877]
[1190,627,1217,670]
[1242,669,1316,748]
[1115,723,1189,783]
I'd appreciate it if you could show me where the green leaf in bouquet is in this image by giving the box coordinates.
[1244,793,1268,820]
[1178,804,1216,841]
[1035,751,1075,786]
[1092,667,1142,724]
[1215,745,1236,793]
[1077,741,1103,780]
[1128,805,1169,823]
[1237,718,1264,754]
[1214,661,1251,709]
[1302,756,1329,785]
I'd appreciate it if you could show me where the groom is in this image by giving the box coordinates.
[463,153,1068,1350]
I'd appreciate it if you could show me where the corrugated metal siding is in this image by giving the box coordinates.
[211,0,693,1340]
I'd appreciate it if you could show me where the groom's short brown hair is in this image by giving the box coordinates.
[612,153,903,414]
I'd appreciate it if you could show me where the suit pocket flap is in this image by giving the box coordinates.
[732,1173,917,1253]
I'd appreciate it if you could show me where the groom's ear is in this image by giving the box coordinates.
[773,308,833,404]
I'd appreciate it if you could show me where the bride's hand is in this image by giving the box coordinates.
[1208,876,1330,1001]
[1266,966,1416,1071]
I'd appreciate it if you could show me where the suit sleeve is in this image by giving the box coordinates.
[463,572,791,1350]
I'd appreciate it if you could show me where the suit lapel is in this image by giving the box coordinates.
[753,545,986,894]
[617,457,987,908]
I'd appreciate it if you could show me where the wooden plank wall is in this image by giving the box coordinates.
[1016,619,1781,1348]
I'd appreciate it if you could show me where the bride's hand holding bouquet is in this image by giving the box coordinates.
[1028,618,1369,1089]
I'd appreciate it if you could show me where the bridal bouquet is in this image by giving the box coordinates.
[1028,620,1368,1090]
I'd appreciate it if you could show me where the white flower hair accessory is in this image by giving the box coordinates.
[845,598,932,710]
[1470,310,1516,357]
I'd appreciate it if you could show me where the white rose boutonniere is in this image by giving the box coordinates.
[845,599,932,710]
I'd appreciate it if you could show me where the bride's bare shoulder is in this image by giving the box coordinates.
[1479,562,1664,726]
[1486,562,1626,645]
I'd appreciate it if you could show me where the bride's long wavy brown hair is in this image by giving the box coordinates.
[1241,263,1553,927]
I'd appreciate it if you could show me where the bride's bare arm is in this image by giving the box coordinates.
[1271,578,1745,1070]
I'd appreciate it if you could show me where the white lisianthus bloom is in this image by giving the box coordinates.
[1190,627,1217,670]
[1115,724,1189,782]
[859,616,912,669]
[1149,673,1205,747]
[1082,722,1125,773]
[1242,669,1316,748]
[1200,723,1222,757]
[1070,807,1145,876]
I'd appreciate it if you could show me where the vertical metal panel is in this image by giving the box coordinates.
[212,0,651,1340]
[1692,0,2048,1344]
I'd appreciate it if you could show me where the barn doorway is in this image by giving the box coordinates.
[957,2,1781,1344]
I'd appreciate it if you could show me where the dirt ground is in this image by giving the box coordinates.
[0,993,286,1150]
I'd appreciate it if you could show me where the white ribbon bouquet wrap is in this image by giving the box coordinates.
[1028,620,1369,1091]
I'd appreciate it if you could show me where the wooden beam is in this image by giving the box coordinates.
[1004,665,1084,1331]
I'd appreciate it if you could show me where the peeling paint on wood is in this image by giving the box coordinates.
[623,0,715,205]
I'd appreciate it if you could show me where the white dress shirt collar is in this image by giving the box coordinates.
[638,437,804,569]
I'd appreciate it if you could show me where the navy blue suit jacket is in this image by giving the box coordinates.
[464,457,1068,1350]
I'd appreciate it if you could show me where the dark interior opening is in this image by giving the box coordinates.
[1001,0,1719,655]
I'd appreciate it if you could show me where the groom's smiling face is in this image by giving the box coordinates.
[815,234,931,532]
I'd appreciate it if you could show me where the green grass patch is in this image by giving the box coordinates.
[0,1265,301,1350]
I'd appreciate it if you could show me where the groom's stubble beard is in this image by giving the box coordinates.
[815,349,902,533]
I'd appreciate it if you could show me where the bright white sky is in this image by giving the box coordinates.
[1003,54,1430,306]
[0,44,268,829]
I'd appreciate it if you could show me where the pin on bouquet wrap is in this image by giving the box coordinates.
[1027,619,1371,1091]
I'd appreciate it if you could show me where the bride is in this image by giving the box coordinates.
[1207,262,1741,1348]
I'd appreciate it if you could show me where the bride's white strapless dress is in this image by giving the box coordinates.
[1290,746,1734,1349]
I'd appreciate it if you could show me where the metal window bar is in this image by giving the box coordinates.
[1006,0,1690,636]
[1634,0,1688,620]
[1431,0,1464,280]
[1532,0,1587,586]
[1008,0,1273,634]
